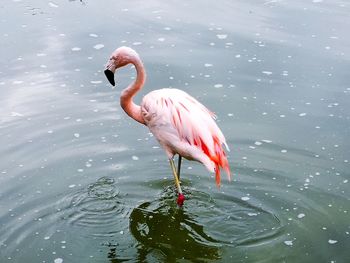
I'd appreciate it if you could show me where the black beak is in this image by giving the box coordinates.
[104,69,115,86]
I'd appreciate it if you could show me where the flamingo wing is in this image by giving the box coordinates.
[141,88,230,186]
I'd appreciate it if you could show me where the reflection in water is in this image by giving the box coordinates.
[129,197,220,262]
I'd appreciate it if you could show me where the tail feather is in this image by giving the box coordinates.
[215,163,221,187]
[211,136,231,187]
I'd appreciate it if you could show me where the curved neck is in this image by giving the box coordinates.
[120,58,146,125]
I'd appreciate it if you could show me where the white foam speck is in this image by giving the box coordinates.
[132,155,139,161]
[158,37,165,42]
[284,240,293,246]
[90,80,102,84]
[216,34,228,39]
[71,47,81,51]
[262,139,272,143]
[132,42,142,46]
[44,236,50,240]
[68,184,76,188]
[49,2,59,8]
[281,149,287,153]
[248,212,258,216]
[93,44,104,50]
[254,141,262,146]
[241,196,250,201]
[328,239,338,244]
[11,112,24,117]
[74,133,80,138]
[299,113,307,117]
[343,180,348,184]
[204,63,213,67]
[54,258,63,263]
[214,84,223,88]
[89,33,98,38]
[297,213,305,219]
[262,71,272,75]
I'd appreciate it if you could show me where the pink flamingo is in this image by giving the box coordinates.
[104,46,230,206]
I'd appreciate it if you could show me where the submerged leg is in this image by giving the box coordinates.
[169,158,185,206]
[177,155,182,180]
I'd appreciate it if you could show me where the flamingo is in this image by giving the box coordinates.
[104,46,230,206]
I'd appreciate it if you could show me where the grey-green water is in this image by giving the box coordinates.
[1,0,349,262]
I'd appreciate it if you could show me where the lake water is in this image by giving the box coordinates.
[1,0,349,262]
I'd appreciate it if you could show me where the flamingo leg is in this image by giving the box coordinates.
[170,158,185,206]
[177,155,182,180]
[169,158,182,194]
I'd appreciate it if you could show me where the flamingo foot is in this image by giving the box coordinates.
[177,193,185,206]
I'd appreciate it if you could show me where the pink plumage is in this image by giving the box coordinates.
[141,88,230,186]
[104,46,230,204]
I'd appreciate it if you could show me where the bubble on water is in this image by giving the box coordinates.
[132,155,139,161]
[281,149,287,153]
[44,236,50,240]
[54,258,63,263]
[71,47,81,51]
[299,113,307,117]
[214,84,223,88]
[93,44,104,50]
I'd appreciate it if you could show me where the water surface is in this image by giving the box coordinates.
[0,0,349,262]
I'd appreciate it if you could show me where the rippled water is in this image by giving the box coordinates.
[1,0,349,262]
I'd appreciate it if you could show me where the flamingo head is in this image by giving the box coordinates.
[104,46,140,86]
